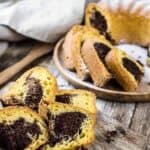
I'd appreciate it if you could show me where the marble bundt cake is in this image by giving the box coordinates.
[39,102,95,150]
[55,89,96,114]
[105,48,144,91]
[85,3,150,46]
[1,66,57,111]
[0,106,48,150]
[81,38,112,87]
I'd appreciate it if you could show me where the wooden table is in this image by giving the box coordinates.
[0,40,149,149]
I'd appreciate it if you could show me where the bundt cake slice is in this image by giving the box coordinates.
[72,26,105,80]
[81,38,112,87]
[39,102,95,150]
[62,25,100,71]
[0,106,48,150]
[55,89,96,114]
[85,3,150,46]
[1,66,57,111]
[105,48,144,91]
[62,25,83,70]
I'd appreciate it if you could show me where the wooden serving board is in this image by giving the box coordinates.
[53,38,150,102]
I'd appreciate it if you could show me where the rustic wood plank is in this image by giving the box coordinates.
[89,111,146,150]
[0,43,52,86]
[0,40,33,72]
[96,100,136,128]
[129,103,150,150]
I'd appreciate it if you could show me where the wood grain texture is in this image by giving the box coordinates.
[129,103,150,150]
[0,41,150,149]
[96,100,136,128]
[90,111,146,150]
[0,42,52,86]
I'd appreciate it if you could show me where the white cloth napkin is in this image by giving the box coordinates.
[0,0,99,54]
[0,0,86,43]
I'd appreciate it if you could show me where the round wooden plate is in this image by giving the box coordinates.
[53,38,150,102]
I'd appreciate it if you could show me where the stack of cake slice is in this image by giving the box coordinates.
[62,24,144,91]
[0,66,96,150]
